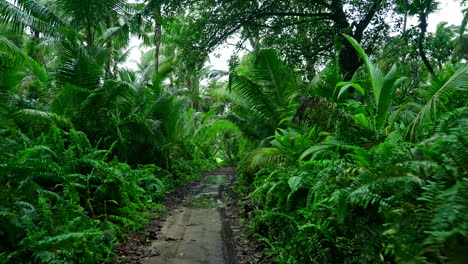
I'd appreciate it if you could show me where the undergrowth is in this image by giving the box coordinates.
[0,126,215,263]
[232,43,467,263]
[236,124,467,263]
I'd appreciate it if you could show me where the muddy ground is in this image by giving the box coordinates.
[113,165,273,264]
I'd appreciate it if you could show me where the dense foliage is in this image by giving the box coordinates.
[0,1,238,262]
[1,0,467,263]
[232,32,468,264]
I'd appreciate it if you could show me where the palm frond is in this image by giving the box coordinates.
[56,38,104,90]
[0,35,31,65]
[0,0,64,35]
[0,35,49,91]
[434,106,468,134]
[231,74,278,122]
[51,85,90,115]
[96,25,130,49]
[409,64,468,140]
[247,147,284,171]
[344,34,405,132]
[253,49,295,107]
[13,109,73,131]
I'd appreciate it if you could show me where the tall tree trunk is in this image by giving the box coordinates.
[248,37,260,53]
[105,17,114,78]
[332,0,383,79]
[338,38,361,79]
[105,42,114,78]
[332,7,359,79]
[193,75,200,111]
[418,12,437,78]
[85,14,94,50]
[331,0,360,79]
[154,6,162,74]
[186,71,198,111]
[31,30,47,70]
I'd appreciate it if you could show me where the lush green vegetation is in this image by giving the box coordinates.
[1,0,467,263]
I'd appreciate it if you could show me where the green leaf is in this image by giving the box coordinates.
[299,144,334,161]
[333,81,365,101]
[353,113,370,129]
[344,34,404,132]
[288,176,302,193]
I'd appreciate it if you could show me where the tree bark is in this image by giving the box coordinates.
[105,17,114,78]
[353,0,383,42]
[332,0,383,79]
[85,0,94,51]
[403,10,408,35]
[85,22,94,50]
[330,0,358,79]
[418,12,437,78]
[154,6,162,74]
[186,70,200,111]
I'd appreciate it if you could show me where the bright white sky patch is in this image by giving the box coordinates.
[421,0,464,32]
[123,37,145,71]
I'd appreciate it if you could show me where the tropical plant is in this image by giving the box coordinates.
[335,35,406,136]
[1,1,467,263]
[0,126,171,263]
[219,49,299,143]
[231,31,467,264]
[408,64,468,140]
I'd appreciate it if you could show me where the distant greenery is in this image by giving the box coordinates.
[1,0,467,263]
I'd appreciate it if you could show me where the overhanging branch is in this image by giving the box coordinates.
[254,12,332,19]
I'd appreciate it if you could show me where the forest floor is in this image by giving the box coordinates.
[113,165,273,264]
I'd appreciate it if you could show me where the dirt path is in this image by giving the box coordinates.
[140,167,237,264]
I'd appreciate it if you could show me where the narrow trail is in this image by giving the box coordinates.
[140,166,237,264]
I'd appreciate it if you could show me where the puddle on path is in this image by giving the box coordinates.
[141,170,233,264]
[188,174,228,209]
[189,193,218,209]
[205,174,229,184]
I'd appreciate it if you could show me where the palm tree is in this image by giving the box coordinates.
[220,49,297,143]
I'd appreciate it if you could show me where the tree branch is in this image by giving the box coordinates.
[249,19,319,29]
[330,0,350,30]
[354,0,383,41]
[418,12,437,79]
[254,12,333,19]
